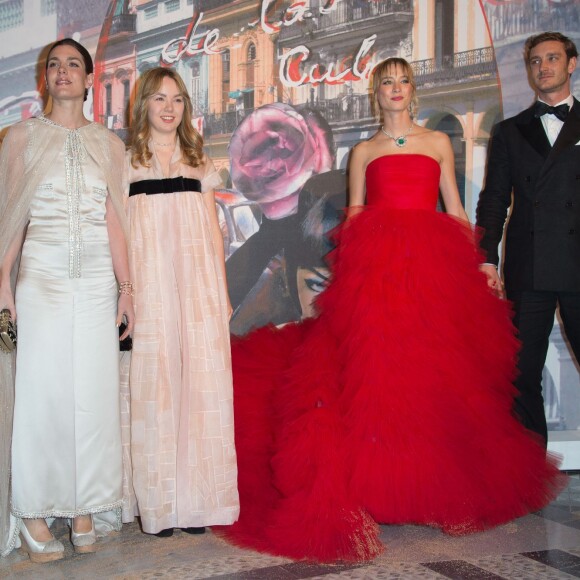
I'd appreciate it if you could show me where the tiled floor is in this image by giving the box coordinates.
[2,475,580,579]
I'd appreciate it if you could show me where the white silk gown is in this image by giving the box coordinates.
[11,117,123,522]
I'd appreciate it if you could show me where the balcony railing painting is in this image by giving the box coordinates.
[206,109,252,136]
[278,0,412,43]
[412,47,496,87]
[484,0,580,44]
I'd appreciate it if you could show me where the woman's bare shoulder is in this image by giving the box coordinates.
[415,127,451,145]
[351,134,381,161]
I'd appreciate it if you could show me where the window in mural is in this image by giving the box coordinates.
[144,4,157,20]
[40,0,56,17]
[191,60,201,114]
[435,0,454,67]
[244,43,256,109]
[222,49,230,113]
[0,0,23,32]
[105,84,112,118]
[165,0,180,14]
[122,78,130,122]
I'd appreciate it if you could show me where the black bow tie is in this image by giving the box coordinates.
[534,101,570,121]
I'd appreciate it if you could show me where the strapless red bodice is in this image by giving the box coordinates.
[365,154,440,211]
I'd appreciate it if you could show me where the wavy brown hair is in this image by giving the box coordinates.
[130,67,203,169]
[371,57,418,120]
[524,31,578,64]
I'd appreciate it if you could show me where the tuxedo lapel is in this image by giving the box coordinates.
[550,100,580,156]
[516,108,551,159]
[536,99,580,176]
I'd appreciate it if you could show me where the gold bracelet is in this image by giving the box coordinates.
[118,281,134,297]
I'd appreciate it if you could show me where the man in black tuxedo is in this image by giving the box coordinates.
[477,31,579,443]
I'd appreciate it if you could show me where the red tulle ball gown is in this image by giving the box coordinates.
[219,154,565,563]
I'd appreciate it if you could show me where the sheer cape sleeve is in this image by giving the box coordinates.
[0,118,62,556]
[201,156,223,193]
[0,119,65,261]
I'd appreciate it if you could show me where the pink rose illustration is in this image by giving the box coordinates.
[229,103,334,219]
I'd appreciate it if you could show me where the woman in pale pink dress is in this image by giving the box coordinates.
[125,68,239,537]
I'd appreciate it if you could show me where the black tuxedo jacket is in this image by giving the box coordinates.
[477,98,580,294]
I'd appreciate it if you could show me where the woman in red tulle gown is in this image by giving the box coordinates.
[218,58,566,563]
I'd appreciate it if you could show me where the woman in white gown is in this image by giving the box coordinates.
[0,38,134,563]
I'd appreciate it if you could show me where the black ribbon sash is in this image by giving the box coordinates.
[129,177,202,197]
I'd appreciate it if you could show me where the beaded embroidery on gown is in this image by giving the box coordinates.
[218,154,565,563]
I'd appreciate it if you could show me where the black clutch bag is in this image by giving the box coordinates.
[0,309,17,353]
[119,321,132,352]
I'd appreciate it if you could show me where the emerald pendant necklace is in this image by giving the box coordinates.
[381,124,413,147]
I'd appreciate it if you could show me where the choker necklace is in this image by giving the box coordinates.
[381,124,413,147]
[153,141,175,147]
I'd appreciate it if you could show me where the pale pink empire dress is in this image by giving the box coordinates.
[122,143,239,533]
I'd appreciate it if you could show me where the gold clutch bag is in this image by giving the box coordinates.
[0,309,17,353]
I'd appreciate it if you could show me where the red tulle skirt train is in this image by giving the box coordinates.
[217,206,566,562]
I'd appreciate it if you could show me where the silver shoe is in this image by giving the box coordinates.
[20,521,64,563]
[71,515,97,553]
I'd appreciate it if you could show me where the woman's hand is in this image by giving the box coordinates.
[0,282,16,321]
[0,226,27,322]
[117,293,135,340]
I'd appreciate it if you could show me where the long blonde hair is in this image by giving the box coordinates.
[371,57,418,120]
[130,67,204,169]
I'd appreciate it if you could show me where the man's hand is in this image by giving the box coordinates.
[479,264,505,299]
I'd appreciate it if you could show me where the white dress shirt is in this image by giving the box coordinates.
[538,94,574,146]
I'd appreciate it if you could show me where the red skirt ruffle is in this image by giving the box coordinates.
[217,207,566,562]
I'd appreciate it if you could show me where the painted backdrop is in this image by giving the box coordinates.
[1,0,579,464]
